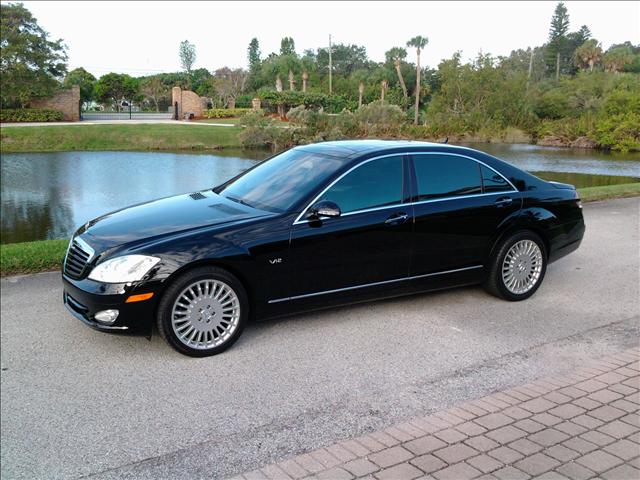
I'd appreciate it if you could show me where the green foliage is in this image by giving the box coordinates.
[259,90,328,109]
[179,39,196,73]
[592,112,640,152]
[0,2,67,107]
[534,88,573,119]
[0,108,63,122]
[94,73,140,110]
[354,101,405,136]
[238,111,293,150]
[64,67,96,105]
[280,37,296,56]
[202,108,252,119]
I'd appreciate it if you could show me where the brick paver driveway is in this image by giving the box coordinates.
[236,349,640,480]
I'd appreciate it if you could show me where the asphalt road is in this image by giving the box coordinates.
[1,197,639,480]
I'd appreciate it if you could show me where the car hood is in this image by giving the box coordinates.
[77,190,269,252]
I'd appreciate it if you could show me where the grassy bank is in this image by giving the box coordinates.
[1,239,68,276]
[0,123,242,152]
[1,186,637,277]
[577,182,640,202]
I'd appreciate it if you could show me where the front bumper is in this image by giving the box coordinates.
[62,274,159,335]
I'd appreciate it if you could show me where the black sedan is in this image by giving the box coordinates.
[62,141,585,356]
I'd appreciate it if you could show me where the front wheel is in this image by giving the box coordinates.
[484,231,547,301]
[157,266,248,356]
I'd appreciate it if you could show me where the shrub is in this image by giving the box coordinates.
[287,105,330,135]
[238,110,294,151]
[202,108,252,119]
[258,90,329,112]
[354,101,406,136]
[0,108,64,122]
[592,112,640,152]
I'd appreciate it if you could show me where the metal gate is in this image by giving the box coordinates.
[81,102,173,121]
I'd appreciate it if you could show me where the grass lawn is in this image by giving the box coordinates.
[0,123,242,152]
[1,184,637,277]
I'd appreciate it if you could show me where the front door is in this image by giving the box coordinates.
[288,155,412,298]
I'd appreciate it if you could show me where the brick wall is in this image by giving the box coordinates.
[171,86,205,119]
[30,85,80,121]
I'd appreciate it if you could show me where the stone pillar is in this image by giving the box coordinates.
[252,98,261,110]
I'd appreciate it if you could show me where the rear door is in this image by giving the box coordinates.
[409,153,521,276]
[287,155,413,298]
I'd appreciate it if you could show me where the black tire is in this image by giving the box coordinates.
[484,230,547,301]
[157,266,248,357]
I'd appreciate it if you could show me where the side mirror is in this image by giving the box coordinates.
[306,200,341,220]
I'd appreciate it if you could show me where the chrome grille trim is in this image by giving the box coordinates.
[64,237,95,279]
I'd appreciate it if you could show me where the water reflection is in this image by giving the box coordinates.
[1,145,638,243]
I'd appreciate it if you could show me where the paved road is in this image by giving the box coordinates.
[1,198,638,480]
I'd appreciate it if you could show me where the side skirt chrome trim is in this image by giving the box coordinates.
[267,265,483,304]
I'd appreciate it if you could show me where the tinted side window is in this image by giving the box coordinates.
[413,154,482,201]
[481,165,513,193]
[318,156,403,213]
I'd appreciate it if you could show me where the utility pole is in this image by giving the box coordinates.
[328,34,333,95]
[526,48,534,90]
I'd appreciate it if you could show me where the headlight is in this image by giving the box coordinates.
[88,255,160,283]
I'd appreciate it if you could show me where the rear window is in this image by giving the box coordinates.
[413,154,482,201]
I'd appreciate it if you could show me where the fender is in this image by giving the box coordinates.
[488,206,558,260]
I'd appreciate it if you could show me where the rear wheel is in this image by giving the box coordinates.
[484,231,547,301]
[157,266,248,356]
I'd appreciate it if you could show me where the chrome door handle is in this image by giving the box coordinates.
[385,213,408,225]
[495,197,513,207]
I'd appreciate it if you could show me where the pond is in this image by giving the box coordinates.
[1,144,639,244]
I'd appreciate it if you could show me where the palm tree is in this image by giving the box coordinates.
[603,45,634,73]
[386,47,409,107]
[302,70,309,92]
[288,69,296,90]
[407,36,429,124]
[380,80,388,101]
[574,39,602,72]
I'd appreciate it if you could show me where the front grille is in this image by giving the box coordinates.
[64,239,94,279]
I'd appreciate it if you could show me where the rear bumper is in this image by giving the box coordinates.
[548,219,585,263]
[62,274,158,335]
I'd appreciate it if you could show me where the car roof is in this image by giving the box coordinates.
[295,139,444,157]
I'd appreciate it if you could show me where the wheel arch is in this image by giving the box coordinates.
[489,219,552,262]
[154,258,257,321]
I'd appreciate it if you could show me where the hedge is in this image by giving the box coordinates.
[0,108,64,123]
[202,108,253,119]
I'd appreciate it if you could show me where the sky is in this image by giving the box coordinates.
[18,1,640,77]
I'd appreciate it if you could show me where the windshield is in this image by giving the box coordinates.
[217,149,349,213]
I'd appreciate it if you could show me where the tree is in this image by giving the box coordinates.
[547,2,570,80]
[63,67,96,106]
[179,40,196,73]
[407,35,429,124]
[140,76,166,112]
[280,37,296,56]
[386,47,409,107]
[213,67,247,108]
[0,2,68,107]
[574,39,602,72]
[248,37,261,71]
[94,73,139,111]
[603,45,634,73]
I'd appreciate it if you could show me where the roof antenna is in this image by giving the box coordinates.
[443,137,449,144]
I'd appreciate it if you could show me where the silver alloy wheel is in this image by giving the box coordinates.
[171,279,241,350]
[501,239,544,295]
